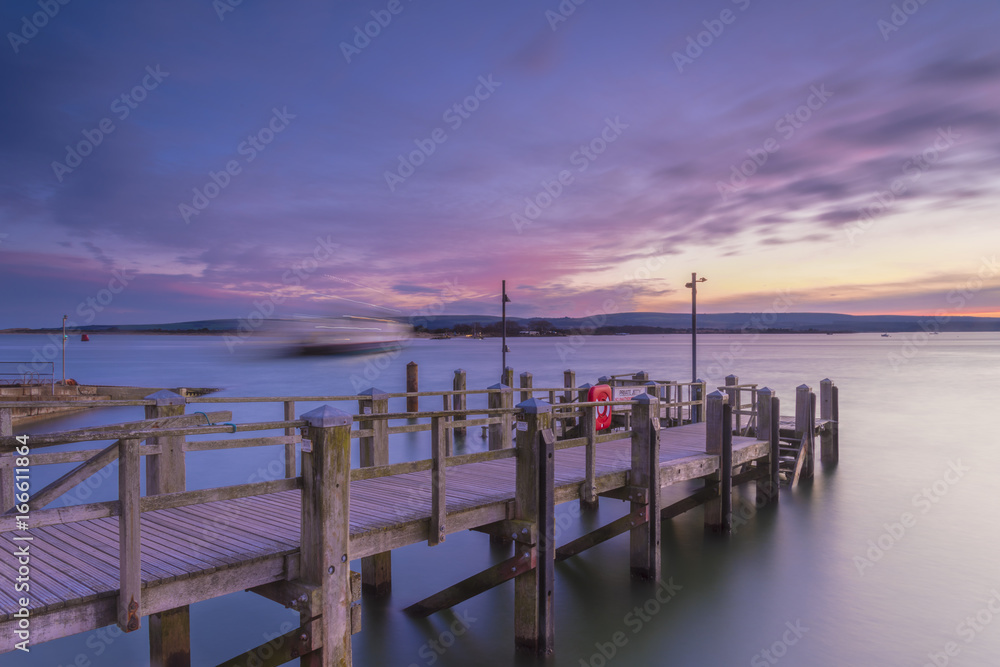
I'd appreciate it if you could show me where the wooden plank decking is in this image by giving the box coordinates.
[0,423,766,634]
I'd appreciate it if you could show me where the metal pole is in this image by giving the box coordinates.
[691,273,697,384]
[62,314,67,385]
[501,280,507,382]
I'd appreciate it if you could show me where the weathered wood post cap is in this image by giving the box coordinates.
[454,368,466,374]
[487,382,511,391]
[359,387,388,399]
[301,405,352,428]
[797,383,810,391]
[821,378,832,384]
[597,376,611,384]
[707,390,727,402]
[758,386,773,396]
[633,371,649,381]
[632,392,657,406]
[144,389,185,406]
[577,382,593,390]
[515,397,552,414]
[407,361,417,367]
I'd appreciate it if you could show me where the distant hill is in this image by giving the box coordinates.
[4,312,999,335]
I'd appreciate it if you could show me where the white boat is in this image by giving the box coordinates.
[267,316,412,355]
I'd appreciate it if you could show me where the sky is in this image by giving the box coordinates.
[1,0,999,328]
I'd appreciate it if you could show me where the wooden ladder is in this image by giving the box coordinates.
[776,428,808,486]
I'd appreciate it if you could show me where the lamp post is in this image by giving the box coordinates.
[684,274,706,383]
[61,314,67,384]
[501,280,511,382]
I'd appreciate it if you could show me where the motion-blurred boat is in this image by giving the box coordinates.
[267,316,411,356]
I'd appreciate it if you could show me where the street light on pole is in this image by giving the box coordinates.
[501,280,511,382]
[61,314,68,385]
[684,274,706,383]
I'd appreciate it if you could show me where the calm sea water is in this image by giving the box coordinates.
[3,332,999,667]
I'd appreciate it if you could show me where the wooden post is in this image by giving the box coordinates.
[630,393,662,579]
[284,400,296,478]
[358,388,391,596]
[118,438,142,634]
[430,416,446,546]
[299,406,354,667]
[832,385,840,462]
[502,366,514,390]
[144,391,190,667]
[406,362,419,413]
[692,380,704,424]
[820,379,838,464]
[0,407,14,513]
[755,388,778,507]
[725,374,739,434]
[704,391,733,532]
[442,393,453,457]
[632,371,649,382]
[453,369,467,437]
[807,390,817,478]
[795,384,812,481]
[487,383,512,451]
[769,396,781,504]
[580,404,598,510]
[563,370,576,429]
[513,398,554,655]
[519,371,532,404]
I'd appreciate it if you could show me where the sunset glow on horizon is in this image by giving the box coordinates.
[1,0,998,328]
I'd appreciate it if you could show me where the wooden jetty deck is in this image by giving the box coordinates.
[0,371,839,665]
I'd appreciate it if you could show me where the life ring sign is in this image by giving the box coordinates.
[587,384,613,430]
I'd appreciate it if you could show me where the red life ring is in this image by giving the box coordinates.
[588,384,613,431]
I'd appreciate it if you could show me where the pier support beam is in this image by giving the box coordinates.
[406,362,419,413]
[755,388,779,507]
[692,380,704,424]
[519,371,533,404]
[513,398,554,655]
[820,379,839,465]
[704,391,733,533]
[487,383,513,451]
[795,384,814,480]
[630,393,662,580]
[358,389,391,596]
[563,370,576,429]
[144,391,191,667]
[502,367,514,390]
[299,405,354,667]
[580,403,599,511]
[725,375,739,434]
[453,369,467,437]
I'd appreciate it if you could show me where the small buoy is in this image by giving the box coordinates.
[81,334,90,342]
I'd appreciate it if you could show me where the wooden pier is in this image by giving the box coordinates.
[0,371,839,665]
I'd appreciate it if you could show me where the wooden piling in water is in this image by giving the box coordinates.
[704,391,733,533]
[453,370,467,437]
[513,398,554,655]
[755,387,779,507]
[795,384,813,480]
[299,405,354,667]
[820,378,838,465]
[502,366,514,390]
[630,393,661,580]
[359,389,391,596]
[144,391,191,667]
[725,375,739,433]
[563,370,576,429]
[692,380,704,424]
[519,371,533,404]
[406,362,419,412]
